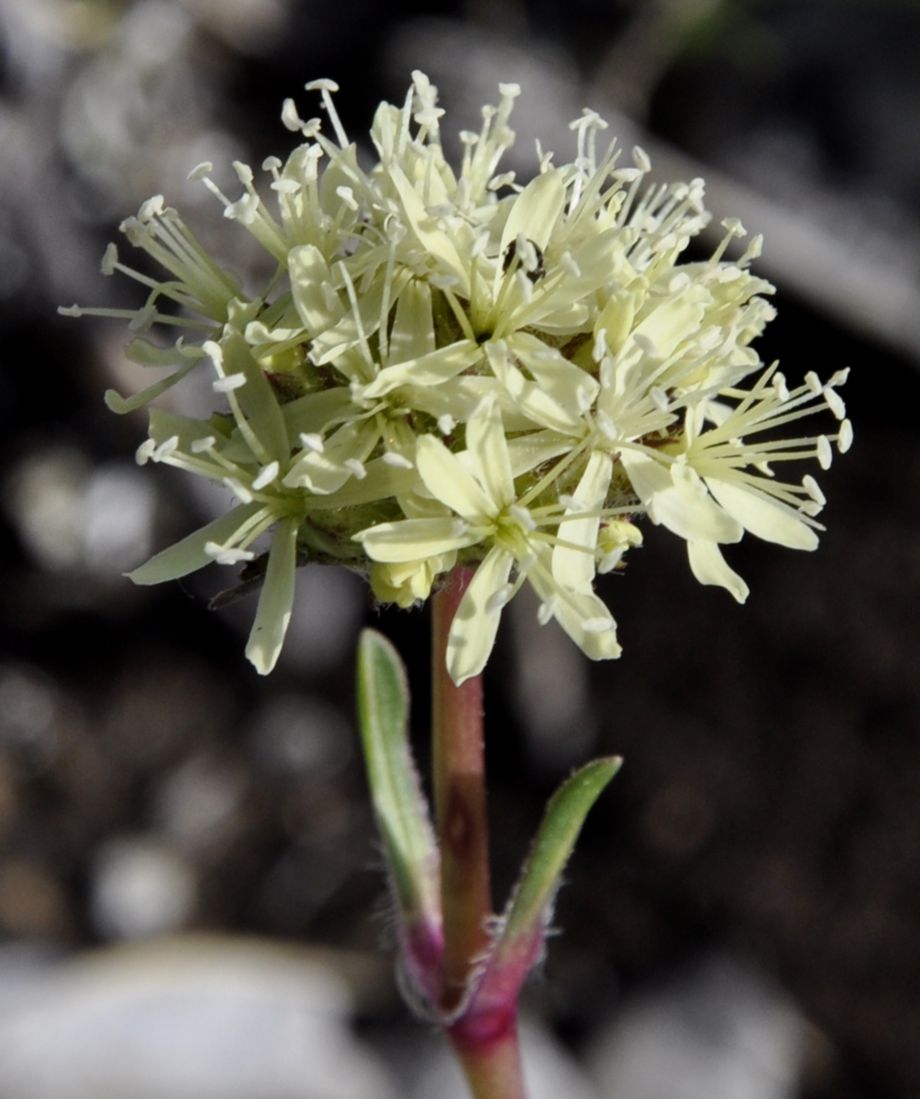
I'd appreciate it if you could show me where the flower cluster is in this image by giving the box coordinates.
[63,73,850,683]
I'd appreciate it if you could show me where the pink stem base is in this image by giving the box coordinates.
[449,1008,528,1099]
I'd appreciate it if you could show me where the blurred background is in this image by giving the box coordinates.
[1,1,919,1096]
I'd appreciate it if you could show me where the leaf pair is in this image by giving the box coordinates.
[356,629,620,1021]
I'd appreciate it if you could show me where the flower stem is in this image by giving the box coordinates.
[431,566,529,1099]
[431,566,492,1009]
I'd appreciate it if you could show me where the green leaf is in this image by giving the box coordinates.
[356,630,441,930]
[489,756,621,979]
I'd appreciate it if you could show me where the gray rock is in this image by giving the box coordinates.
[0,936,397,1099]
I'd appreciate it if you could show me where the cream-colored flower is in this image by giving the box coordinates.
[616,364,851,600]
[64,71,849,679]
[357,399,620,684]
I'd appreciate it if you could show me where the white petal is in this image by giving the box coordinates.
[416,434,493,520]
[289,245,337,331]
[553,451,612,592]
[387,278,435,363]
[126,504,262,584]
[387,164,469,293]
[707,478,819,550]
[621,451,742,544]
[485,343,580,434]
[220,329,290,462]
[528,555,621,661]
[630,288,706,360]
[499,169,566,255]
[466,398,514,511]
[687,540,749,603]
[357,517,479,562]
[447,548,515,685]
[359,340,481,400]
[507,332,599,420]
[245,517,299,675]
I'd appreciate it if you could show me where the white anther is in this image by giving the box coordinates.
[251,461,280,490]
[281,98,303,132]
[305,78,340,93]
[536,599,557,626]
[437,414,456,435]
[204,542,256,566]
[382,451,413,470]
[187,161,213,181]
[344,458,367,480]
[138,195,165,221]
[837,419,854,453]
[191,436,217,454]
[135,439,156,466]
[212,373,247,393]
[816,435,833,470]
[633,145,651,172]
[804,371,823,395]
[336,185,359,211]
[299,433,324,454]
[224,193,259,224]
[101,243,119,276]
[824,387,846,420]
[488,171,516,191]
[801,474,826,506]
[153,435,180,462]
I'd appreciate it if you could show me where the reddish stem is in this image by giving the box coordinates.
[431,566,529,1099]
[431,566,492,1010]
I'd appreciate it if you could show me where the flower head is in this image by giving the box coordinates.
[64,72,850,679]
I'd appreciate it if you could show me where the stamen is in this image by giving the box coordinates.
[299,432,325,454]
[205,542,256,566]
[382,451,414,470]
[252,462,280,490]
[212,373,247,393]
